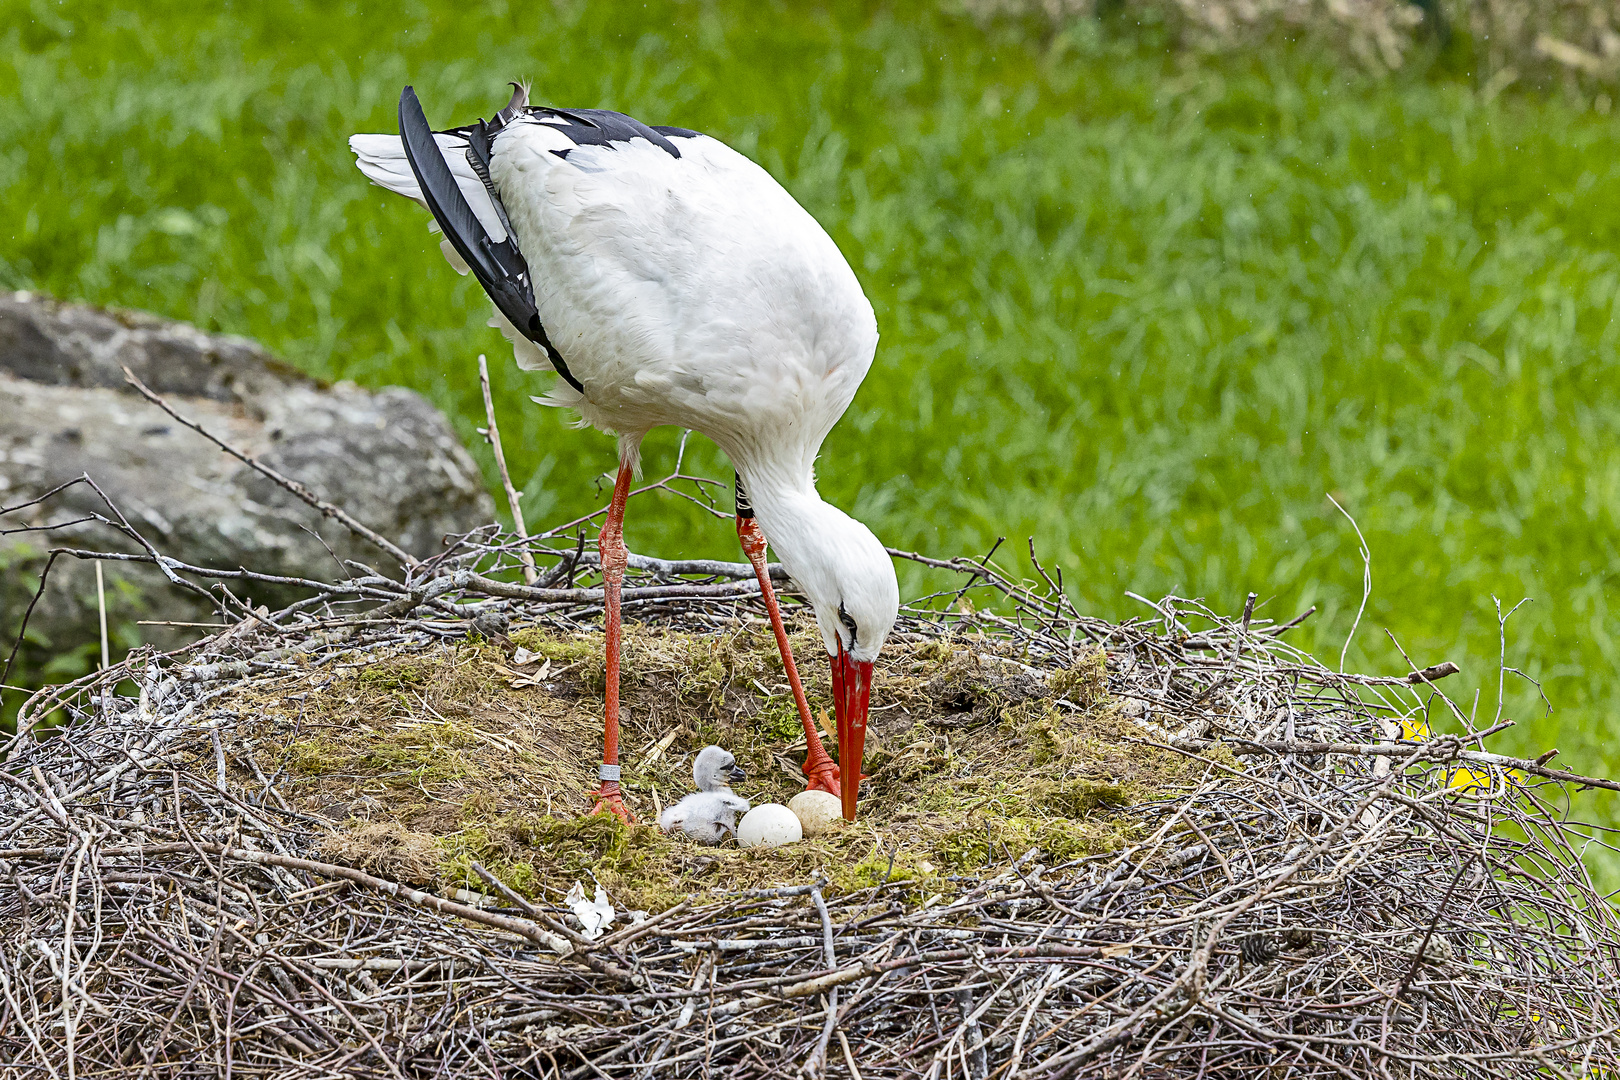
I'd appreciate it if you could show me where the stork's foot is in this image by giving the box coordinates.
[589,782,634,824]
[802,746,841,795]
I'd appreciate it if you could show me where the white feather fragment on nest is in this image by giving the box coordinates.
[565,881,615,941]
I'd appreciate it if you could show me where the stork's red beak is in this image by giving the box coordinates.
[830,645,873,821]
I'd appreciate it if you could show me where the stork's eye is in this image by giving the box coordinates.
[838,602,859,646]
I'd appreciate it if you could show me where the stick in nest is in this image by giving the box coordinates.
[477,353,539,586]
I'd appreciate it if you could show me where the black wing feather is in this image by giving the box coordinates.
[532,108,687,158]
[397,86,584,394]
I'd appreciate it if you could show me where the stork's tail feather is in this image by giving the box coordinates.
[349,131,511,245]
[489,310,584,407]
[349,87,587,398]
[349,133,425,202]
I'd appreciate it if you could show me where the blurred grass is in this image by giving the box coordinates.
[5,2,1620,866]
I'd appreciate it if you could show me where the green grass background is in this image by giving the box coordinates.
[4,2,1618,866]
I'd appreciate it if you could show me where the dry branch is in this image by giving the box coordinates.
[477,353,539,586]
[121,365,419,570]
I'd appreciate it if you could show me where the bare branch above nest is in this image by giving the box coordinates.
[121,365,419,570]
[476,353,540,586]
[452,568,767,605]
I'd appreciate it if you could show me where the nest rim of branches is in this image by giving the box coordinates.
[3,380,1619,1078]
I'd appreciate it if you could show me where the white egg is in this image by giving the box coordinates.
[737,804,803,848]
[787,790,845,836]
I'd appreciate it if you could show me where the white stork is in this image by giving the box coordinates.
[350,84,898,822]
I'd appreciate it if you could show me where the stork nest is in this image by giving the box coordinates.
[4,484,1620,1078]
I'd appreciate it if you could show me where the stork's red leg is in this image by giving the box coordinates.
[590,465,636,823]
[737,514,840,795]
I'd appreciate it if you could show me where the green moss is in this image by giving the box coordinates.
[933,811,1134,872]
[438,811,655,897]
[287,719,483,787]
[1050,650,1109,709]
[355,722,479,785]
[829,845,935,894]
[677,649,730,705]
[286,739,342,775]
[935,819,1003,872]
[668,627,801,707]
[356,660,433,692]
[1029,778,1133,818]
[1027,711,1072,766]
[1037,817,1136,862]
[509,628,598,664]
[236,620,1221,910]
[755,697,807,743]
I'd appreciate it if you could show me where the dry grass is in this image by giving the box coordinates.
[224,615,1191,911]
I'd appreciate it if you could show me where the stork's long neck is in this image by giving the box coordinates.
[731,441,898,663]
[733,453,858,653]
[735,455,829,582]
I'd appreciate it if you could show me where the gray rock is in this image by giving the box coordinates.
[0,292,492,678]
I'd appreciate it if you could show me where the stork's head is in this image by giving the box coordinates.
[778,505,899,820]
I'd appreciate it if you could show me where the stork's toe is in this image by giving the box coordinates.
[590,784,634,824]
[802,752,840,795]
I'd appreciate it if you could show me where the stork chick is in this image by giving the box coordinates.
[658,746,749,845]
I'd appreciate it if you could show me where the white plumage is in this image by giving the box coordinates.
[658,792,751,845]
[350,100,898,661]
[658,746,750,844]
[351,87,896,822]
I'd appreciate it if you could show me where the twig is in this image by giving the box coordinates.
[0,550,60,712]
[1327,492,1371,673]
[454,570,767,605]
[477,354,538,585]
[1405,661,1460,684]
[94,560,109,671]
[803,885,838,1079]
[1392,857,1469,1002]
[121,366,418,570]
[1263,604,1317,635]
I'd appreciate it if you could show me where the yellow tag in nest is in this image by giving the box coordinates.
[1448,767,1492,793]
[1400,716,1431,741]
